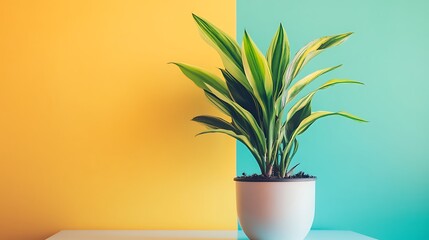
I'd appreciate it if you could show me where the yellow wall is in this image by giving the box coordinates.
[0,1,236,239]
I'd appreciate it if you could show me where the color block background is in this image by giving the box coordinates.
[0,1,236,239]
[1,1,428,239]
[237,0,429,239]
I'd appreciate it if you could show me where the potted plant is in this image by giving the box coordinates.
[172,14,366,240]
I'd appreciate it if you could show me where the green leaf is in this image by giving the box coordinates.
[204,90,232,117]
[267,24,290,98]
[293,111,367,138]
[281,110,366,177]
[281,138,300,177]
[319,78,363,89]
[280,79,365,176]
[204,91,260,155]
[192,115,236,133]
[319,32,353,49]
[284,32,353,89]
[204,89,267,155]
[208,84,267,150]
[203,91,253,142]
[192,14,251,91]
[287,79,364,122]
[220,69,262,121]
[242,31,274,114]
[286,100,311,140]
[176,16,364,178]
[290,139,299,160]
[170,62,229,97]
[285,65,342,104]
[286,162,300,177]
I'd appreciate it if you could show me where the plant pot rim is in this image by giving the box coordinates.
[234,177,316,182]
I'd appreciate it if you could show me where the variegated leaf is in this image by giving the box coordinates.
[285,65,342,104]
[192,115,236,133]
[242,31,274,114]
[267,24,290,98]
[171,62,229,97]
[192,14,251,91]
[284,32,352,90]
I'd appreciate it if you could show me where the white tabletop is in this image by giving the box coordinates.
[47,230,376,240]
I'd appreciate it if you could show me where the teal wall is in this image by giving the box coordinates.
[236,0,429,239]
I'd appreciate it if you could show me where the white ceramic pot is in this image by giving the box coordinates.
[235,178,316,240]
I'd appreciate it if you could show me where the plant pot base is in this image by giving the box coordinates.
[235,179,316,240]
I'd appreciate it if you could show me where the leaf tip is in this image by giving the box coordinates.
[192,13,200,20]
[357,118,369,123]
[342,32,354,40]
[357,115,369,123]
[329,65,343,73]
[347,80,365,86]
[218,68,228,74]
[278,23,286,34]
[242,30,252,45]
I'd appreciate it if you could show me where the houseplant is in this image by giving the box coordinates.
[172,14,366,240]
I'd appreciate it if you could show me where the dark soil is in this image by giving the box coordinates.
[237,171,316,180]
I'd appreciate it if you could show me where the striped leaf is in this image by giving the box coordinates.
[204,88,267,154]
[289,140,299,161]
[281,110,366,177]
[285,65,342,104]
[171,62,229,97]
[319,78,363,89]
[286,162,300,177]
[174,15,365,177]
[284,32,352,89]
[294,111,367,138]
[286,100,311,139]
[192,115,236,133]
[207,85,267,149]
[281,139,299,176]
[242,31,274,114]
[319,32,354,49]
[287,79,364,122]
[204,90,232,117]
[203,89,260,150]
[267,24,290,98]
[192,14,251,91]
[204,91,263,154]
[221,68,262,121]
